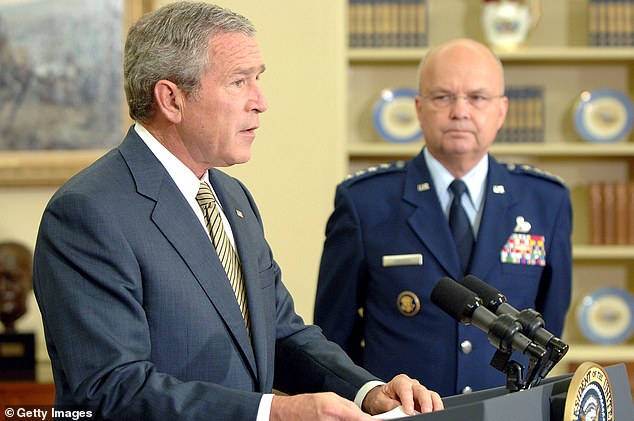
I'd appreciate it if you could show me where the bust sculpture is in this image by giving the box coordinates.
[0,241,32,333]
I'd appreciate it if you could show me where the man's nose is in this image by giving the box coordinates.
[251,84,268,113]
[449,96,470,118]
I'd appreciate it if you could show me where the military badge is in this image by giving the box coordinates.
[500,233,546,266]
[417,182,430,192]
[513,216,532,233]
[397,291,420,317]
[492,184,506,194]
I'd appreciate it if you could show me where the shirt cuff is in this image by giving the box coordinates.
[261,381,384,419]
[258,393,274,421]
[354,380,386,410]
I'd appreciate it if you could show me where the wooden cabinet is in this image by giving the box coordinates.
[344,0,634,377]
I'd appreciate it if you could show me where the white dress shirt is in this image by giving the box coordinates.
[423,147,488,238]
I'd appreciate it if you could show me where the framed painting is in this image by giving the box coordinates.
[0,0,155,186]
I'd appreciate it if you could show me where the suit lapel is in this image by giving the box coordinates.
[469,158,519,279]
[119,130,258,380]
[402,154,519,280]
[208,170,267,390]
[152,186,258,377]
[403,154,463,279]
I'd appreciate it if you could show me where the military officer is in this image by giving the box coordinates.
[313,39,572,396]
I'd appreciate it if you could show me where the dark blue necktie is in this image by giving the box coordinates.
[449,179,474,272]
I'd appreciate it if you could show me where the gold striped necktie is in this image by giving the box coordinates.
[196,182,250,335]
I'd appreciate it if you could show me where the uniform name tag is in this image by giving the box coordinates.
[382,254,423,267]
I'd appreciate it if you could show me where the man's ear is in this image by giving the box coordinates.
[154,80,184,124]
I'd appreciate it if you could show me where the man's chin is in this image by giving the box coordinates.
[235,152,252,165]
[224,154,252,167]
[444,142,479,155]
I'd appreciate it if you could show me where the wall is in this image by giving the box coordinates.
[210,0,347,321]
[0,0,346,381]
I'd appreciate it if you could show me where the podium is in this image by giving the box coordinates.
[407,363,634,420]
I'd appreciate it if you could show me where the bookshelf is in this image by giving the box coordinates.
[344,0,634,379]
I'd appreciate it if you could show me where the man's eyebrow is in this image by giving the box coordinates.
[429,88,491,95]
[232,64,266,77]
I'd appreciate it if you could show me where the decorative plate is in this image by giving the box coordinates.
[573,88,634,143]
[577,287,634,345]
[372,88,422,143]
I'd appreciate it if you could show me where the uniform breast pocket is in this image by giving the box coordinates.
[501,259,544,307]
[502,259,544,277]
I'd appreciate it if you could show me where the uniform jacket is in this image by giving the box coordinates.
[33,127,377,420]
[314,150,572,396]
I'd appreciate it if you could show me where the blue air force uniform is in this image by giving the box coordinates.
[314,150,572,396]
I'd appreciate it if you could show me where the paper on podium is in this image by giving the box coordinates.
[372,406,419,419]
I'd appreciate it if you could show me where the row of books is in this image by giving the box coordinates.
[494,86,544,143]
[348,0,428,48]
[588,181,634,245]
[588,0,634,46]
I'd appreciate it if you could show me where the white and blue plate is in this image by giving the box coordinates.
[573,88,634,143]
[577,287,634,345]
[373,88,422,143]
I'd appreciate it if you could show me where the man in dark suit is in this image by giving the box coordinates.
[32,2,443,420]
[314,38,572,397]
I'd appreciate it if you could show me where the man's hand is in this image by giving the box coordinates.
[270,392,375,421]
[362,374,444,416]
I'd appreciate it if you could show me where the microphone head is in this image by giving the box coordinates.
[461,274,506,311]
[431,277,481,324]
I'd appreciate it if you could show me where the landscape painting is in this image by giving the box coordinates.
[0,0,124,151]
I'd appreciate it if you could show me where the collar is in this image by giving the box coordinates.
[134,123,204,200]
[423,147,488,211]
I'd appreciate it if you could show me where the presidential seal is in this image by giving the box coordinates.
[397,291,420,317]
[564,362,614,421]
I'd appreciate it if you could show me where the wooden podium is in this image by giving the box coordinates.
[406,363,633,421]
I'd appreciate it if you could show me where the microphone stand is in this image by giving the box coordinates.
[515,308,569,388]
[486,314,548,392]
[488,311,569,392]
[460,275,570,391]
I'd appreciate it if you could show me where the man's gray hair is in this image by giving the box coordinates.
[124,1,255,123]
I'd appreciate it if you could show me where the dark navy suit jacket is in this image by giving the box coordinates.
[314,150,572,397]
[34,127,378,420]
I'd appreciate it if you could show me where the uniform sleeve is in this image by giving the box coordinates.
[313,185,367,363]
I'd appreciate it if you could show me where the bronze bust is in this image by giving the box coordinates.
[0,242,32,333]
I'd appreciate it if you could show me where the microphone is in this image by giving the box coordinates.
[430,277,546,360]
[460,274,568,351]
[460,274,568,383]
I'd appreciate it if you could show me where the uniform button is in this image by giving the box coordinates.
[460,340,473,354]
[462,386,473,394]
